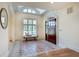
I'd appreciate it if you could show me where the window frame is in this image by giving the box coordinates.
[23,18,37,37]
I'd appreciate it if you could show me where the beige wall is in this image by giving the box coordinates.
[9,4,16,42]
[56,3,79,52]
[15,13,45,40]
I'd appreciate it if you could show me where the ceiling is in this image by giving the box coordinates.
[12,2,74,11]
[10,2,76,15]
[12,4,47,15]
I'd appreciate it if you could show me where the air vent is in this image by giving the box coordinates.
[67,7,73,14]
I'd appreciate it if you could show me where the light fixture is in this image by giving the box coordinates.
[50,2,54,4]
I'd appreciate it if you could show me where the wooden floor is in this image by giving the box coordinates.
[37,48,79,57]
[9,40,79,57]
[9,40,58,57]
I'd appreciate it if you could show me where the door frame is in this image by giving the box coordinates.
[45,17,59,46]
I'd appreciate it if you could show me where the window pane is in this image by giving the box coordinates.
[33,20,36,24]
[23,31,25,36]
[28,9,31,13]
[32,31,37,36]
[33,26,36,30]
[49,21,53,26]
[24,25,27,31]
[50,21,55,26]
[33,29,36,32]
[28,25,33,31]
[32,10,36,14]
[32,32,36,35]
[28,20,32,24]
[23,9,28,13]
[32,34,37,36]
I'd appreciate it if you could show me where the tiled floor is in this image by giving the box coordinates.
[9,40,58,57]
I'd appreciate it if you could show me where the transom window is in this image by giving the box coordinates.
[23,8,37,14]
[23,19,37,37]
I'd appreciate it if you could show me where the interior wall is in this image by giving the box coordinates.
[7,4,16,54]
[9,4,16,42]
[15,13,45,40]
[43,3,79,52]
[0,3,11,56]
[43,11,57,21]
[56,3,79,52]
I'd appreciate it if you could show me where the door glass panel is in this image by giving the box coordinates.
[52,21,55,26]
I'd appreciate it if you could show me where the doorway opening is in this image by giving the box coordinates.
[45,17,56,44]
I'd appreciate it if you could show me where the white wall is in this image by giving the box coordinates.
[43,11,57,21]
[43,3,79,52]
[57,3,79,52]
[0,3,10,56]
[0,26,8,56]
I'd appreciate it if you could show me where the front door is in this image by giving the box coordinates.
[45,17,56,44]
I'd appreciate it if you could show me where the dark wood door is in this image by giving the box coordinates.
[45,17,56,44]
